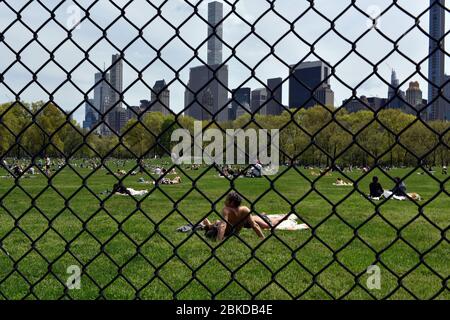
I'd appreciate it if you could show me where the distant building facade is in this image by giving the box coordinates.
[387,69,407,112]
[367,97,388,111]
[150,80,170,115]
[251,88,268,114]
[289,61,334,109]
[445,75,450,120]
[342,96,369,113]
[127,105,143,120]
[229,87,251,121]
[235,102,251,119]
[94,72,111,115]
[83,99,97,129]
[109,54,123,110]
[406,81,423,113]
[185,64,229,121]
[342,96,390,113]
[266,77,283,115]
[89,72,111,133]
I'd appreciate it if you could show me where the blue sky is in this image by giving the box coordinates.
[0,0,449,124]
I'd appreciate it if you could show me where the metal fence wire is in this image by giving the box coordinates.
[0,0,449,300]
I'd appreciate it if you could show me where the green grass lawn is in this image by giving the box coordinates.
[0,161,448,300]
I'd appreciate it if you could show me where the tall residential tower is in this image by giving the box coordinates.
[108,54,126,133]
[185,1,229,122]
[207,1,224,66]
[428,0,446,120]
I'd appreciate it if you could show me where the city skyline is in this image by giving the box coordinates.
[0,0,449,125]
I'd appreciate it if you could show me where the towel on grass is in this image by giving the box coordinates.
[115,188,149,196]
[267,214,310,231]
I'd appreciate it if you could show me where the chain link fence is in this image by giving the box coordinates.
[0,0,449,300]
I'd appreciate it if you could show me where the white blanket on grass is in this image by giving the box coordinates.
[267,214,310,231]
[382,190,406,201]
[115,188,148,196]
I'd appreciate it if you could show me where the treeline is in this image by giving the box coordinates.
[0,101,449,167]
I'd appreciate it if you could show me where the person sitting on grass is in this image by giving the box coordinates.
[112,181,131,195]
[391,177,407,197]
[382,177,407,199]
[202,192,287,242]
[252,160,263,177]
[369,176,384,198]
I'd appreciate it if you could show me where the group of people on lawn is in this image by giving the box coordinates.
[369,176,410,200]
[200,175,418,242]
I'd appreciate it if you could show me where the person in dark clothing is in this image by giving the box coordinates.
[113,181,130,195]
[391,177,407,197]
[369,176,384,198]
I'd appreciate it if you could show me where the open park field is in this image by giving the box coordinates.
[0,160,448,300]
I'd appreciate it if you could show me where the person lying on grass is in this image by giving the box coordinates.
[112,182,148,196]
[202,192,287,242]
[333,177,353,186]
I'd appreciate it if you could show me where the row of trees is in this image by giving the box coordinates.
[0,101,448,167]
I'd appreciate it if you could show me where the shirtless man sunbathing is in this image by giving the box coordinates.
[202,192,287,241]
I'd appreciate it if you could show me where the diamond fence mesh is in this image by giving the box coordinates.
[0,0,449,300]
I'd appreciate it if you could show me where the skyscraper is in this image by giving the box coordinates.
[94,72,110,115]
[127,105,143,121]
[445,75,450,120]
[387,69,399,103]
[92,71,112,134]
[230,87,251,121]
[150,80,170,115]
[315,86,335,108]
[207,1,223,66]
[387,69,407,112]
[235,101,251,119]
[289,61,334,109]
[428,0,446,120]
[108,54,125,133]
[406,81,423,112]
[266,78,283,115]
[185,64,229,121]
[83,99,97,130]
[109,54,123,110]
[251,88,268,114]
[185,1,229,122]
